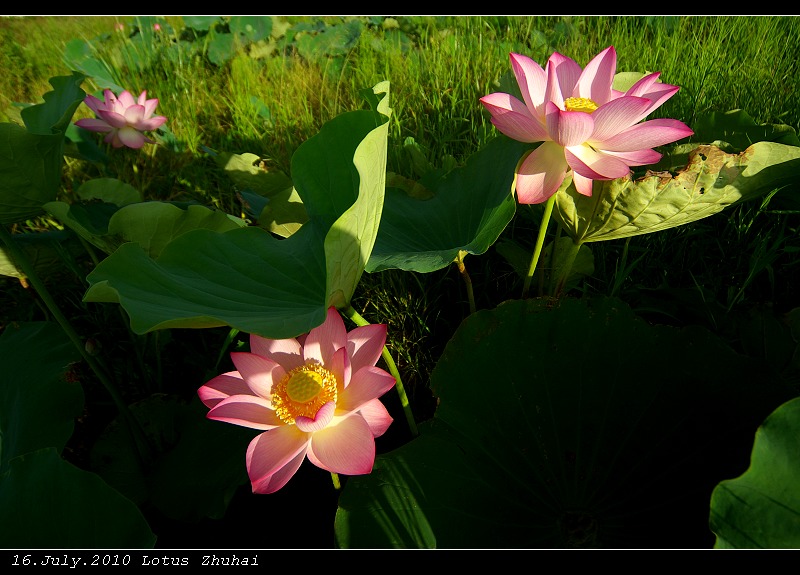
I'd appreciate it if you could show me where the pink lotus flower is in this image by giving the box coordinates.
[74,89,167,149]
[480,46,694,204]
[198,307,395,494]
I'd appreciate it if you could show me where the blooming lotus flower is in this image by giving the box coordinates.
[198,307,395,494]
[480,46,694,204]
[74,89,167,149]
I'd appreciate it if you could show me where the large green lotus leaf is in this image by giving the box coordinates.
[0,448,156,548]
[0,73,86,225]
[90,394,252,522]
[555,142,800,243]
[84,83,390,339]
[709,396,800,548]
[335,297,795,548]
[0,321,82,472]
[76,177,142,206]
[365,135,528,273]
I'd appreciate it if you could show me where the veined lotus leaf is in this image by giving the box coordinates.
[554,141,800,243]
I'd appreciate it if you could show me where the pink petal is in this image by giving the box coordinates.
[116,127,149,149]
[480,92,548,142]
[545,103,594,147]
[509,52,547,117]
[336,367,395,414]
[83,94,105,114]
[589,96,654,141]
[515,141,569,204]
[230,352,284,400]
[565,145,632,180]
[74,118,113,133]
[626,72,680,119]
[600,118,694,152]
[249,333,304,372]
[303,307,346,366]
[246,427,310,493]
[545,51,581,106]
[137,90,148,106]
[124,104,146,125]
[602,148,663,166]
[96,110,128,129]
[137,115,167,131]
[572,172,594,197]
[576,46,616,105]
[207,394,282,429]
[117,90,136,108]
[358,398,393,438]
[329,346,350,392]
[347,323,386,374]
[197,371,249,408]
[251,448,307,494]
[295,400,336,432]
[337,366,396,413]
[306,413,375,475]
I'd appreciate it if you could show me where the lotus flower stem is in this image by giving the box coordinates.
[0,224,155,470]
[455,251,476,314]
[342,305,418,437]
[522,193,556,298]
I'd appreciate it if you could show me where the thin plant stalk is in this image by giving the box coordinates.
[522,193,556,298]
[455,250,476,314]
[0,224,155,470]
[342,305,418,437]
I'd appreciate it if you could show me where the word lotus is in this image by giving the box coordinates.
[480,46,694,203]
[198,307,396,494]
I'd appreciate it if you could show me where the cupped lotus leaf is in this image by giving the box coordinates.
[335,297,795,548]
[0,448,156,548]
[0,73,86,225]
[555,142,800,243]
[84,82,391,339]
[366,135,528,273]
[710,396,800,549]
[0,321,82,472]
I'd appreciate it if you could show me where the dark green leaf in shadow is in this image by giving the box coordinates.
[0,321,82,472]
[709,396,800,548]
[366,135,528,273]
[335,297,795,548]
[0,230,84,280]
[0,73,86,224]
[0,448,156,548]
[692,109,800,152]
[90,394,252,522]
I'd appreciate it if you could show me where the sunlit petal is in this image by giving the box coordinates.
[480,93,548,142]
[566,145,632,180]
[516,141,569,204]
[197,371,249,408]
[338,366,396,412]
[347,324,386,374]
[576,45,616,105]
[509,52,547,116]
[304,307,347,365]
[357,398,393,438]
[246,426,309,493]
[230,352,283,400]
[307,414,375,475]
[600,118,694,152]
[207,394,282,429]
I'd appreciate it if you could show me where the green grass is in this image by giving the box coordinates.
[2,14,799,425]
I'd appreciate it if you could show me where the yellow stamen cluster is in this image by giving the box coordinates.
[272,362,338,425]
[564,97,598,114]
